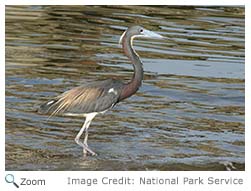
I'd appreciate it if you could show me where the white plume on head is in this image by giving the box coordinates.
[119,30,126,44]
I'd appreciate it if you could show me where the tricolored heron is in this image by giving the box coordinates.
[39,26,163,156]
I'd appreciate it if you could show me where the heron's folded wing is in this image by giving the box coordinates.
[39,79,122,115]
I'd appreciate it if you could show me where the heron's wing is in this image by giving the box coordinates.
[39,79,123,116]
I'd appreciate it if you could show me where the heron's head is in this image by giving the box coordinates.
[119,25,164,44]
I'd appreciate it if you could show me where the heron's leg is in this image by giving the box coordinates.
[84,128,88,146]
[74,113,97,156]
[74,120,88,147]
[82,128,89,156]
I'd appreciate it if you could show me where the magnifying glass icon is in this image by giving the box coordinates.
[5,174,19,188]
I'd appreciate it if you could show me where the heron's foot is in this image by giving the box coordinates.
[75,138,97,156]
[83,145,97,156]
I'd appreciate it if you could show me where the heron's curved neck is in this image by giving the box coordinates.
[119,35,144,101]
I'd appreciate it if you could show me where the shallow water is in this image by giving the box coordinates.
[5,5,244,171]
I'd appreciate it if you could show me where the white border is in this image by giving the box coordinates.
[0,0,5,175]
[245,0,250,174]
[2,0,247,6]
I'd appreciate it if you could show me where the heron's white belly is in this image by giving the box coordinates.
[64,109,108,118]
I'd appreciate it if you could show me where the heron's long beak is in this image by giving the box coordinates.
[142,29,164,39]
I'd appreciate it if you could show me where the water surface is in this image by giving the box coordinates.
[5,5,245,171]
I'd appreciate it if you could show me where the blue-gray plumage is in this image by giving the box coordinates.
[40,79,123,115]
[39,25,163,156]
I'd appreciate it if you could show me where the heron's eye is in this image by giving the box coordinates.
[140,29,144,33]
